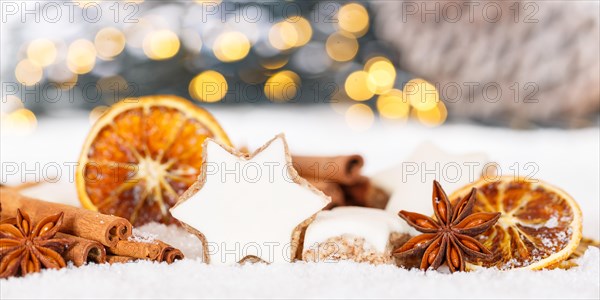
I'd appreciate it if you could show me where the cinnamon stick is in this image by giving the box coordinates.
[0,188,132,247]
[292,155,364,185]
[56,233,106,266]
[305,178,345,209]
[366,184,391,209]
[106,255,137,264]
[342,177,390,209]
[342,177,370,206]
[158,241,185,263]
[107,239,184,263]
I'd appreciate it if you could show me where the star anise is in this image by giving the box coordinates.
[393,180,500,272]
[0,209,70,278]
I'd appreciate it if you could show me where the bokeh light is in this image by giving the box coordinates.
[345,103,374,132]
[15,59,43,86]
[59,74,79,90]
[414,101,448,127]
[67,39,97,74]
[143,30,180,60]
[97,75,129,104]
[189,70,228,103]
[326,32,358,62]
[89,105,109,124]
[269,22,296,51]
[376,89,409,120]
[27,39,57,67]
[337,3,370,37]
[213,31,251,63]
[260,56,289,70]
[288,17,313,47]
[264,70,301,102]
[1,95,24,114]
[330,99,353,115]
[2,108,37,135]
[95,27,126,60]
[404,78,440,111]
[365,56,396,94]
[345,71,376,101]
[269,17,313,51]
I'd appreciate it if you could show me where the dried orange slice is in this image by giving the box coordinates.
[76,95,231,226]
[449,176,582,270]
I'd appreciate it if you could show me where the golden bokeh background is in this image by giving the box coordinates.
[3,1,450,136]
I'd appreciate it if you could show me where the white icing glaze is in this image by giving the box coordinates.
[170,136,329,265]
[303,206,415,253]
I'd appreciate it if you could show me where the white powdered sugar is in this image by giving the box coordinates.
[545,216,559,228]
[135,223,204,259]
[128,229,158,244]
[521,215,560,230]
[541,237,557,249]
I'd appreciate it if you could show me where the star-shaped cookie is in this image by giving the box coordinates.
[170,134,331,265]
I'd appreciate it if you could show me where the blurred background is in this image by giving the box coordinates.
[1,0,599,135]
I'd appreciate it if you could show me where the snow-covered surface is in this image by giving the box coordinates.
[1,241,599,299]
[1,106,599,298]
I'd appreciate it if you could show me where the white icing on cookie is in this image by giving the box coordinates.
[303,206,416,253]
[171,135,330,265]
